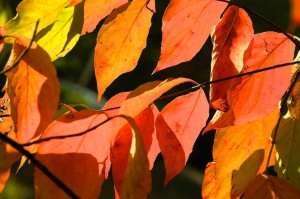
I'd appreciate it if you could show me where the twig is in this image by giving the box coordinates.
[217,0,300,49]
[0,20,39,75]
[0,132,79,198]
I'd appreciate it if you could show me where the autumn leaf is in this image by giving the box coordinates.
[120,78,197,118]
[202,109,279,199]
[5,36,59,143]
[210,5,254,111]
[4,0,71,39]
[244,174,300,199]
[156,89,209,184]
[275,67,300,191]
[289,0,300,32]
[204,32,295,132]
[153,0,228,72]
[94,0,155,103]
[35,110,111,198]
[81,0,127,34]
[36,2,83,61]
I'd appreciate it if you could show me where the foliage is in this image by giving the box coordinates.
[0,0,300,198]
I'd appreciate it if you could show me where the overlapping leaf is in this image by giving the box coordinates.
[81,0,127,34]
[210,5,254,111]
[275,66,300,191]
[5,36,59,143]
[153,0,228,72]
[156,89,209,184]
[94,0,155,103]
[202,109,279,199]
[205,32,295,132]
[4,0,71,39]
[35,110,112,198]
[36,3,83,60]
[244,174,300,199]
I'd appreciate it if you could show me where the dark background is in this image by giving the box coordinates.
[0,0,298,198]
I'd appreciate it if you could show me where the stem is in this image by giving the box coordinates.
[217,0,300,49]
[265,66,300,170]
[0,20,39,75]
[0,132,79,199]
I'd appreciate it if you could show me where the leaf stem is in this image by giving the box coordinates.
[0,20,39,75]
[0,132,79,199]
[216,0,300,49]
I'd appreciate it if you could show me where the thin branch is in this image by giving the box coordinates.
[0,20,39,75]
[265,66,300,170]
[21,117,113,147]
[0,132,79,199]
[158,61,300,100]
[217,0,300,49]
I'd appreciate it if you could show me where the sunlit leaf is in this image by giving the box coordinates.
[35,110,111,198]
[153,0,228,72]
[5,36,59,143]
[244,174,300,199]
[36,3,83,60]
[210,5,254,111]
[81,0,127,34]
[156,89,209,184]
[94,0,155,103]
[204,32,295,132]
[202,109,279,199]
[4,0,71,39]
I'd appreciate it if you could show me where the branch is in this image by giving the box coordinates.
[0,20,39,75]
[0,132,79,199]
[217,0,300,49]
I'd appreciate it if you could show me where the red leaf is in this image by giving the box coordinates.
[153,0,228,72]
[5,36,59,142]
[210,5,254,111]
[81,0,127,34]
[35,110,112,198]
[156,89,209,184]
[94,0,155,103]
[205,32,295,132]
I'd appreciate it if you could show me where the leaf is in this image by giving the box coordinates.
[5,36,60,143]
[35,110,112,198]
[36,2,83,60]
[156,89,209,184]
[81,0,127,34]
[112,116,151,199]
[153,0,228,72]
[204,32,295,132]
[289,0,300,32]
[275,70,300,191]
[0,94,20,192]
[4,0,71,38]
[120,78,197,118]
[202,109,279,199]
[94,0,155,103]
[210,5,254,111]
[244,174,300,199]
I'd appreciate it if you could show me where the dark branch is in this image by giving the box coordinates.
[0,132,79,198]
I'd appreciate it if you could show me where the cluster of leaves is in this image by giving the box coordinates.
[0,0,300,198]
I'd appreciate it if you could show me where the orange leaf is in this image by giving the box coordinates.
[0,94,20,192]
[120,78,197,118]
[5,36,59,143]
[210,5,254,111]
[35,110,112,198]
[244,174,300,199]
[205,32,294,132]
[289,0,300,32]
[94,0,155,103]
[156,89,209,184]
[153,0,228,72]
[202,109,279,199]
[81,0,127,34]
